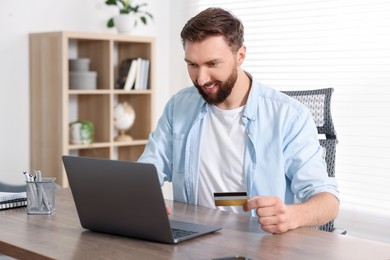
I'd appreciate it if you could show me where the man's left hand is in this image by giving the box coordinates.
[243,196,296,234]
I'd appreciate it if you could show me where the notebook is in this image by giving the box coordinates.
[0,192,27,210]
[62,156,222,244]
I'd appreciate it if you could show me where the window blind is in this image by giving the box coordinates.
[192,0,390,216]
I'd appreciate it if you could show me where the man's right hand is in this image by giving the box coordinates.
[166,206,172,215]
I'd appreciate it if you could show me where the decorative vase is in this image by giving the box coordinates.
[113,14,136,34]
[69,120,94,145]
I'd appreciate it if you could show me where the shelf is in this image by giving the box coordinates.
[113,89,153,95]
[68,142,112,150]
[113,139,148,147]
[30,31,155,187]
[68,90,153,95]
[68,90,111,95]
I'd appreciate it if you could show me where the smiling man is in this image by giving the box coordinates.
[138,7,339,233]
[184,35,248,109]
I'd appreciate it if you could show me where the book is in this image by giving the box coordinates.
[123,59,138,91]
[134,58,144,90]
[117,57,150,91]
[0,191,27,210]
[140,59,150,90]
[115,58,133,89]
[133,58,150,90]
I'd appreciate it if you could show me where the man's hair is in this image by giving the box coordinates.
[180,7,244,52]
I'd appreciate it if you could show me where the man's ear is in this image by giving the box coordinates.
[237,45,246,66]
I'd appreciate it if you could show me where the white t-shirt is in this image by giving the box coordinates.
[198,104,248,214]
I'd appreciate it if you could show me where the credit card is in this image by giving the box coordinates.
[214,192,247,206]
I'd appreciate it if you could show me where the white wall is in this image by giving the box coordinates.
[0,0,177,185]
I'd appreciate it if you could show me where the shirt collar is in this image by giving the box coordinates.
[242,71,260,122]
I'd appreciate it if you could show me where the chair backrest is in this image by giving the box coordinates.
[282,88,337,232]
[282,88,336,139]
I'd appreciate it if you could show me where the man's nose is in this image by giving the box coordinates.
[196,67,210,86]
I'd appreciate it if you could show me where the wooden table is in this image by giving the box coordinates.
[0,188,389,260]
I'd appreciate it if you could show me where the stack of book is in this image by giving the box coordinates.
[0,191,27,210]
[116,58,150,91]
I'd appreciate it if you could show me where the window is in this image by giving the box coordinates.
[192,0,390,218]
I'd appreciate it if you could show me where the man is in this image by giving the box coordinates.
[138,7,339,234]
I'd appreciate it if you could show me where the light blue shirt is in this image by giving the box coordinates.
[138,77,339,213]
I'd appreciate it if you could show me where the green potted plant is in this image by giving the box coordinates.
[105,0,153,33]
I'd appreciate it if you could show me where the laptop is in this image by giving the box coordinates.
[62,156,222,244]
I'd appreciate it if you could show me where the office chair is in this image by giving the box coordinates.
[281,88,346,234]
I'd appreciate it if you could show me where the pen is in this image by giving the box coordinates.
[35,170,51,212]
[35,170,43,211]
[24,171,38,208]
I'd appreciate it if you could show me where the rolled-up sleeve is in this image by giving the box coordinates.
[283,104,339,202]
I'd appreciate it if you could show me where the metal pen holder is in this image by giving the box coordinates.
[26,177,56,215]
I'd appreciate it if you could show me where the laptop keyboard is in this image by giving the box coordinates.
[171,228,198,239]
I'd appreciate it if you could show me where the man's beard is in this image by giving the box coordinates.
[193,68,238,105]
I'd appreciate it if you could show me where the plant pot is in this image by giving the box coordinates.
[114,14,136,34]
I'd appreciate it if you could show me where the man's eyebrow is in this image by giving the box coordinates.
[206,59,221,64]
[184,58,221,64]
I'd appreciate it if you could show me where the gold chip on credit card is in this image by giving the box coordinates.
[214,192,247,206]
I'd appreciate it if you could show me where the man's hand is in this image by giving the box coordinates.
[243,193,339,234]
[243,196,296,233]
[166,206,172,215]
